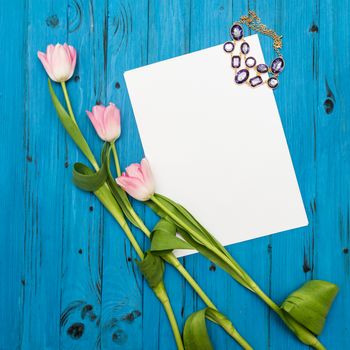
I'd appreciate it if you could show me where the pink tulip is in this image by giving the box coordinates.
[116,159,155,201]
[86,103,121,142]
[37,43,77,82]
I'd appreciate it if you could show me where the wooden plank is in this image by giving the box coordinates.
[58,1,107,349]
[253,1,316,348]
[100,1,148,349]
[146,1,192,349]
[19,1,68,349]
[186,2,268,349]
[228,3,271,349]
[0,1,27,349]
[314,0,350,347]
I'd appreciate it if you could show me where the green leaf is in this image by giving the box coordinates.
[136,251,164,289]
[147,194,253,291]
[184,308,251,350]
[281,280,339,335]
[48,79,98,170]
[150,219,193,255]
[183,308,213,350]
[148,194,337,348]
[72,162,107,191]
[103,143,140,228]
[72,144,109,192]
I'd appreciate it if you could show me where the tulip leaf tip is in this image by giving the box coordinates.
[281,280,339,335]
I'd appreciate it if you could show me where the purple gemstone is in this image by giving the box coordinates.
[245,57,256,68]
[268,77,279,89]
[230,24,244,40]
[249,76,263,87]
[271,57,285,74]
[223,41,235,53]
[256,64,269,73]
[235,69,249,84]
[231,55,241,68]
[241,42,250,54]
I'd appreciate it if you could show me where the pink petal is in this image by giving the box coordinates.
[90,105,107,139]
[140,158,155,190]
[51,44,73,81]
[92,105,106,116]
[65,44,77,77]
[37,51,56,81]
[116,176,151,201]
[103,103,121,141]
[86,110,105,141]
[46,44,55,64]
[125,163,144,181]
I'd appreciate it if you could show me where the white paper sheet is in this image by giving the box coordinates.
[124,34,308,257]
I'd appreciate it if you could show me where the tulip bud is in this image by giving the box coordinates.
[116,159,155,201]
[86,103,121,142]
[37,43,77,82]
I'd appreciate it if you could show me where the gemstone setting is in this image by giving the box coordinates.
[240,42,250,54]
[256,63,269,73]
[230,24,244,40]
[267,77,279,89]
[223,41,235,53]
[245,57,256,68]
[271,57,285,74]
[235,69,249,84]
[249,76,263,87]
[225,20,285,89]
[231,56,241,68]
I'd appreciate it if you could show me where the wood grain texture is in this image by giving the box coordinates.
[0,0,349,349]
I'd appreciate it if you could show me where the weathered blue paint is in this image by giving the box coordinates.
[0,0,349,349]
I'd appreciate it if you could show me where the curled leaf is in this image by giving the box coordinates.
[72,144,109,192]
[147,194,253,290]
[148,194,333,348]
[136,252,164,289]
[281,280,339,335]
[151,219,193,255]
[183,308,252,350]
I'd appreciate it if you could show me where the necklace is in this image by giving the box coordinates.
[223,11,284,89]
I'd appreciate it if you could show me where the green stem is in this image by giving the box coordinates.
[61,81,77,125]
[95,184,144,260]
[231,332,253,350]
[128,199,254,349]
[127,203,217,309]
[150,196,326,350]
[50,92,184,348]
[253,286,325,350]
[95,185,185,349]
[111,142,122,177]
[81,142,226,321]
[222,325,253,350]
[165,253,216,309]
[153,282,184,350]
[151,196,246,284]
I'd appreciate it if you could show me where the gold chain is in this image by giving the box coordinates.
[239,11,283,58]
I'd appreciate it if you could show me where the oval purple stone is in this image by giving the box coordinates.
[223,41,235,53]
[249,76,263,87]
[245,57,256,68]
[230,24,244,40]
[231,55,241,68]
[256,63,269,73]
[240,42,250,54]
[271,57,285,74]
[268,77,279,89]
[235,69,249,84]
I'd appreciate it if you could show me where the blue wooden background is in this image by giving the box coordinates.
[0,0,349,349]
